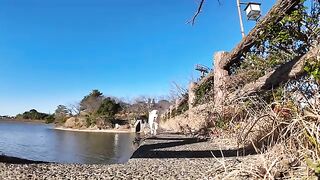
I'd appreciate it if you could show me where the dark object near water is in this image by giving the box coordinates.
[135,121,141,132]
[0,155,48,164]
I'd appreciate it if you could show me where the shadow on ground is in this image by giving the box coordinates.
[0,155,49,164]
[131,136,256,159]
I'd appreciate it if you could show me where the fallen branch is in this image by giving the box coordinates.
[219,0,301,70]
[192,0,302,100]
[229,45,320,100]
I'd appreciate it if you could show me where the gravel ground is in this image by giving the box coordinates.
[0,133,254,180]
[0,158,245,180]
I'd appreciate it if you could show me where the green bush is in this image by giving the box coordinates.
[45,115,55,124]
[96,97,121,118]
[193,77,214,106]
[304,58,320,81]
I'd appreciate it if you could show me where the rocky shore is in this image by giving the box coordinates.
[0,133,258,179]
[1,158,248,179]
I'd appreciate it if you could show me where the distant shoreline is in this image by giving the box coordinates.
[0,119,134,133]
[0,118,46,124]
[54,127,134,133]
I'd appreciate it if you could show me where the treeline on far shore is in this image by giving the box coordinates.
[15,109,55,123]
[0,110,54,124]
[53,89,171,129]
[0,116,15,120]
[3,89,171,127]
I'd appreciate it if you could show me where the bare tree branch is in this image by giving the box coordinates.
[188,0,222,26]
[169,81,187,102]
[68,102,81,116]
[188,0,205,26]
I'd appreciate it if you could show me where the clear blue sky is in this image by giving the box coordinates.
[0,0,275,116]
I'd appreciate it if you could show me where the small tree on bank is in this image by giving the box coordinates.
[54,105,69,124]
[97,97,122,119]
[80,89,104,114]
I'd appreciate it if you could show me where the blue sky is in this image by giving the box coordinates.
[0,0,275,116]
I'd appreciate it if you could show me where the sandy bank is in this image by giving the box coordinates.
[54,127,134,133]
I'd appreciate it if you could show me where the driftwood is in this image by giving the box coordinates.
[229,45,320,100]
[219,0,301,70]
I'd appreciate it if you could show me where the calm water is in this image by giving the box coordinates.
[0,119,137,164]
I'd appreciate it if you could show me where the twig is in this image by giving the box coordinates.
[188,0,205,25]
[264,157,279,179]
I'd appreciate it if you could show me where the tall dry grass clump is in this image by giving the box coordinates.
[215,77,320,179]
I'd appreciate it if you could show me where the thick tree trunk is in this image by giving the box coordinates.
[195,0,301,97]
[219,0,301,70]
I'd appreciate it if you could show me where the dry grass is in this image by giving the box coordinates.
[160,75,320,179]
[210,78,320,179]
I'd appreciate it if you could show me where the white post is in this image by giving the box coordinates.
[236,0,245,38]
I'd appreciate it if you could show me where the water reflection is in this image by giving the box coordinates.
[0,120,136,164]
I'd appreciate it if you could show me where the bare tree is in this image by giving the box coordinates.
[188,0,221,25]
[80,90,104,114]
[54,105,70,123]
[169,81,188,102]
[68,102,81,116]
